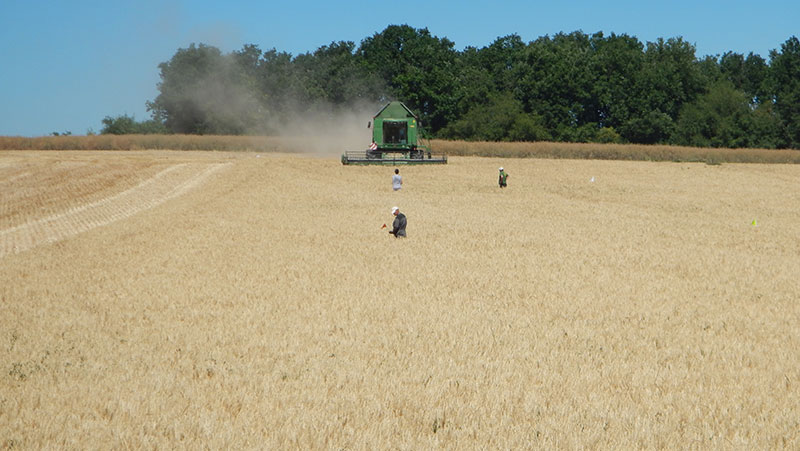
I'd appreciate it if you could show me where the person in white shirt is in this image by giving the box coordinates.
[392,168,403,191]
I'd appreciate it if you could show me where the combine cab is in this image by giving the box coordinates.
[342,101,447,165]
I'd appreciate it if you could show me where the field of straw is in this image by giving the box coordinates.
[1,149,799,448]
[3,135,800,164]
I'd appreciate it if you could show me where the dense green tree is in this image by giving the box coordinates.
[450,47,494,116]
[515,32,596,139]
[476,34,527,93]
[101,114,167,134]
[357,25,459,132]
[292,41,385,106]
[719,52,748,89]
[134,26,798,148]
[695,55,723,89]
[742,53,770,103]
[674,80,756,147]
[769,36,800,148]
[748,102,783,148]
[447,36,527,135]
[231,44,267,110]
[440,91,549,141]
[719,51,769,102]
[252,48,299,126]
[147,43,264,134]
[620,111,674,144]
[588,32,645,130]
[620,37,703,143]
[675,53,780,148]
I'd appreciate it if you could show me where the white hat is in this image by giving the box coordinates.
[392,206,399,214]
[499,167,504,171]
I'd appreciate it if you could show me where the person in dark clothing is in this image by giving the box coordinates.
[389,206,407,238]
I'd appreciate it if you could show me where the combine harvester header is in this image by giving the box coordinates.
[342,101,447,165]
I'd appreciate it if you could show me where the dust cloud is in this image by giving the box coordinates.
[272,101,381,156]
[185,62,380,154]
[164,46,385,155]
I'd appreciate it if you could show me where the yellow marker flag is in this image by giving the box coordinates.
[752,219,757,226]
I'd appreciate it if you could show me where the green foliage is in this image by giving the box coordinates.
[594,127,622,144]
[620,111,675,144]
[146,43,266,134]
[673,80,782,148]
[719,51,770,102]
[440,92,549,142]
[616,37,703,144]
[101,115,167,135]
[748,103,783,149]
[509,112,551,142]
[674,81,753,147]
[358,25,459,132]
[294,41,385,105]
[125,27,800,149]
[769,36,800,148]
[589,32,645,130]
[515,32,596,135]
[474,34,527,93]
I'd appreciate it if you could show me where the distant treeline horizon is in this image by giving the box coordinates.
[101,25,800,149]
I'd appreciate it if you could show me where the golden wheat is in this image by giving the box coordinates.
[1,150,799,448]
[431,139,800,164]
[2,135,799,164]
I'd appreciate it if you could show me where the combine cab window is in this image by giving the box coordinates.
[383,121,408,144]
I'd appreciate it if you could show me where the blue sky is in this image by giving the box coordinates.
[1,0,797,137]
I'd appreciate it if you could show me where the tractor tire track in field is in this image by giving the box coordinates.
[0,162,230,258]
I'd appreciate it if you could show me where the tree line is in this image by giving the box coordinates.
[103,25,800,149]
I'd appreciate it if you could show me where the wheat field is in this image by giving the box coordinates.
[1,150,799,449]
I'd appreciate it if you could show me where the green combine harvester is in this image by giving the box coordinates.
[341,101,447,165]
